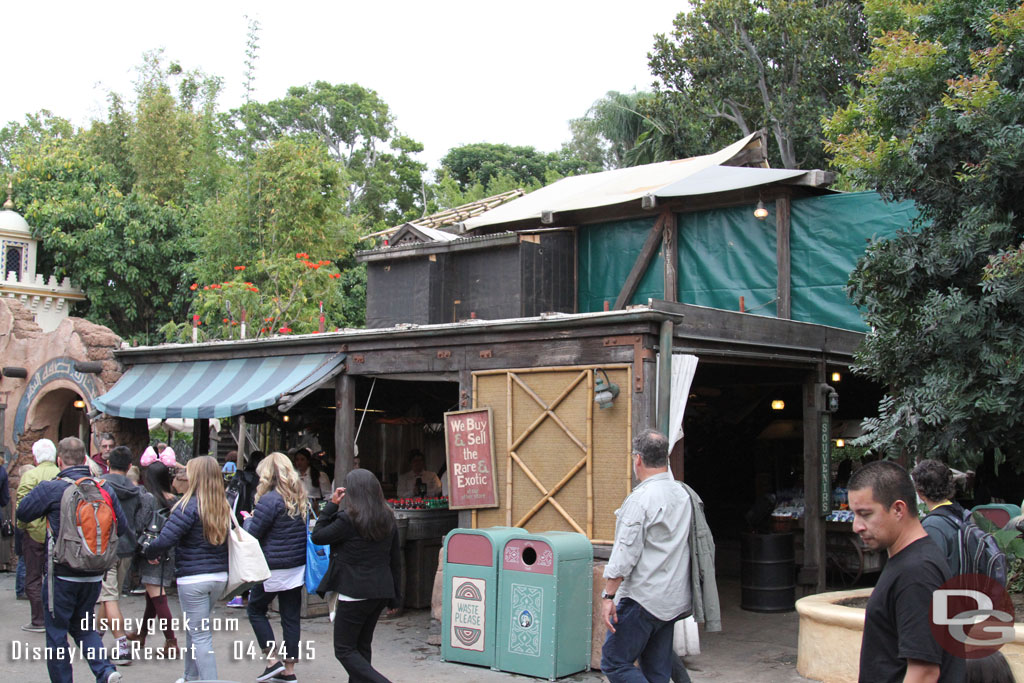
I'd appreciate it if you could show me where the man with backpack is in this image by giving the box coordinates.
[16,436,128,683]
[911,458,1009,585]
[98,445,155,666]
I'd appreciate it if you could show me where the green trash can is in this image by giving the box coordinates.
[441,526,526,668]
[495,531,592,680]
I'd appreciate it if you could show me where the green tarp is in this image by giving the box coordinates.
[577,191,917,331]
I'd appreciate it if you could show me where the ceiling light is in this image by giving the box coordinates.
[835,438,845,448]
[831,372,841,382]
[754,200,769,220]
[771,400,785,411]
[73,399,85,409]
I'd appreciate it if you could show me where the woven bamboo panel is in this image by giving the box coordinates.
[473,366,631,541]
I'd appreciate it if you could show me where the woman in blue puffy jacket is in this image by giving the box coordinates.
[145,455,231,683]
[242,451,308,683]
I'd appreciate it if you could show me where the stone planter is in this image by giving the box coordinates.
[796,588,1024,682]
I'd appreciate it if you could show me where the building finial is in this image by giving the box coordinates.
[2,181,12,210]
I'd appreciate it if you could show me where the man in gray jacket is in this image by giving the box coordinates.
[601,429,692,682]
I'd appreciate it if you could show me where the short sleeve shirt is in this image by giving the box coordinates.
[859,536,965,683]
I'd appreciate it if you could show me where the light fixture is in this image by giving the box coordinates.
[754,200,769,220]
[835,438,845,448]
[771,400,785,411]
[594,369,620,410]
[282,414,290,423]
[831,372,841,382]
[73,399,85,409]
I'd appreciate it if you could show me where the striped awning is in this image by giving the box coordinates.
[93,353,345,419]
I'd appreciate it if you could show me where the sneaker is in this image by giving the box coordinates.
[271,675,297,683]
[20,624,45,633]
[226,596,245,608]
[105,672,122,683]
[256,661,286,681]
[111,645,132,666]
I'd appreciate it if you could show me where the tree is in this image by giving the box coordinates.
[650,0,868,169]
[564,90,734,168]
[229,81,426,226]
[8,135,195,339]
[824,0,1024,470]
[438,142,592,194]
[183,137,365,336]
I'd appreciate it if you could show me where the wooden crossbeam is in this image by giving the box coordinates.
[509,371,588,452]
[511,450,587,534]
[613,212,668,310]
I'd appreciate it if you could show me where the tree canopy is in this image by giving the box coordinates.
[824,0,1024,470]
[650,0,868,169]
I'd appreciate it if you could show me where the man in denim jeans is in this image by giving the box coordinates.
[601,429,692,683]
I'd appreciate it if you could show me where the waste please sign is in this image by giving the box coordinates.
[444,408,498,510]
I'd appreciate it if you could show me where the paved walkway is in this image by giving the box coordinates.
[0,572,813,682]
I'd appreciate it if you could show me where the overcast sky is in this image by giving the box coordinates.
[3,1,685,168]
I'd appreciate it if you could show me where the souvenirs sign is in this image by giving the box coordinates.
[444,407,498,510]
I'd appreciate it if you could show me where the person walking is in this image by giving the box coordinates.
[127,461,179,655]
[312,469,402,683]
[143,455,230,683]
[848,460,965,682]
[98,445,154,666]
[911,458,970,574]
[242,452,308,683]
[601,429,692,683]
[16,436,127,683]
[16,438,60,633]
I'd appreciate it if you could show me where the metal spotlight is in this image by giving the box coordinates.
[594,369,620,410]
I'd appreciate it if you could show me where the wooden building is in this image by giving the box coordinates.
[93,133,917,593]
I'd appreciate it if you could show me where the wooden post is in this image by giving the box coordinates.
[801,369,826,594]
[663,212,677,303]
[657,319,674,437]
[776,193,792,320]
[193,419,210,457]
[334,373,355,487]
[613,215,666,310]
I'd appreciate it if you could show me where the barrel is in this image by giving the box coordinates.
[740,532,795,613]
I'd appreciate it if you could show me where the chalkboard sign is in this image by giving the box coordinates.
[444,407,499,510]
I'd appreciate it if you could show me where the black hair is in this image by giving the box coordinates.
[633,429,669,468]
[966,651,1016,683]
[107,446,133,472]
[144,462,175,510]
[343,468,395,542]
[910,459,956,502]
[848,460,918,517]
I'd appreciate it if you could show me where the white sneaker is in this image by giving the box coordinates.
[106,671,122,683]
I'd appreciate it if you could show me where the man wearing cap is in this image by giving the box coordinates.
[16,438,60,632]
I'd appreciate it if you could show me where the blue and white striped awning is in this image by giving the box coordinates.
[93,353,345,419]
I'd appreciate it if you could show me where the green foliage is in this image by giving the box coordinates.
[437,142,590,194]
[650,0,868,169]
[8,135,195,340]
[229,81,426,227]
[826,0,1024,470]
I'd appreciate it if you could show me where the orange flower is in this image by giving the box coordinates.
[318,260,331,266]
[203,286,210,291]
[248,287,259,292]
[189,283,198,291]
[296,252,309,259]
[234,265,246,271]
[232,321,239,326]
[264,317,273,322]
[222,318,229,323]
[244,282,253,286]
[329,273,341,279]
[210,284,221,289]
[279,326,292,334]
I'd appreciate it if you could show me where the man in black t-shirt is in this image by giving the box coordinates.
[848,460,965,683]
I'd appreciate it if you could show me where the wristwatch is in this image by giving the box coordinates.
[601,591,616,600]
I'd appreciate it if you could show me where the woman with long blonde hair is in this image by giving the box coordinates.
[144,455,231,683]
[241,452,309,683]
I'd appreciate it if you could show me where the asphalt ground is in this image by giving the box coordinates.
[0,572,812,682]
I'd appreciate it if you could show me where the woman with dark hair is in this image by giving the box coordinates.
[312,469,402,683]
[128,462,180,654]
[911,458,964,575]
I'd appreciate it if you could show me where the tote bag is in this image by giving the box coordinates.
[305,506,330,593]
[221,515,271,600]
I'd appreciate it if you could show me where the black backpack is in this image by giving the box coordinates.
[932,506,1008,586]
[137,508,170,559]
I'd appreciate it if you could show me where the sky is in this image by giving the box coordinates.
[3,1,685,169]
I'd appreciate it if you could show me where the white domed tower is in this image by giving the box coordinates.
[0,182,85,331]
